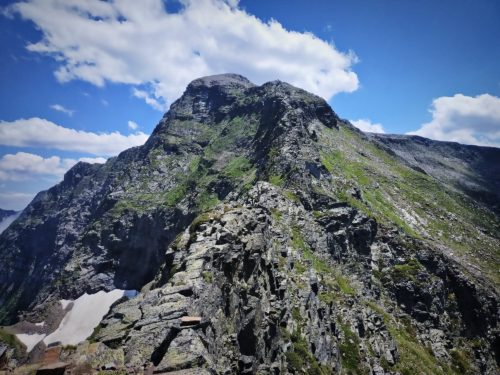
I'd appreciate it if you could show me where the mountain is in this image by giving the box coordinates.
[0,209,17,221]
[0,74,498,374]
[368,133,500,212]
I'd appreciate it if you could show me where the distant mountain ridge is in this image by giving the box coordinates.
[0,208,17,221]
[368,133,500,212]
[0,74,498,374]
[0,208,19,235]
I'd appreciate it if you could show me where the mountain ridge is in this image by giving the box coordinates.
[0,74,498,374]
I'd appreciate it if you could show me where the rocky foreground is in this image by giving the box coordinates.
[0,74,498,374]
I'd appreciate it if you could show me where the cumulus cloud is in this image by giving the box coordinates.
[50,104,74,116]
[79,157,107,164]
[350,119,385,134]
[128,120,138,130]
[408,94,500,147]
[132,89,165,111]
[0,152,106,182]
[11,0,359,109]
[0,118,148,156]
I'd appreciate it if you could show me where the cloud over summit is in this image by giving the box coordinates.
[11,0,359,109]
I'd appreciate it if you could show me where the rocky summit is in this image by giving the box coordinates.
[0,74,499,374]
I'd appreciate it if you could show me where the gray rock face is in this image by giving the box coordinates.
[368,133,500,211]
[0,74,498,374]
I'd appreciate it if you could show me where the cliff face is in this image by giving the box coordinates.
[0,74,498,374]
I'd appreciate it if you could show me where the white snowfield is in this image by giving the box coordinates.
[16,333,46,353]
[43,289,126,346]
[16,289,136,351]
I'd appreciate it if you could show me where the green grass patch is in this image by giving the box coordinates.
[365,301,454,375]
[269,174,284,187]
[165,181,189,206]
[222,156,252,179]
[339,322,365,374]
[285,329,332,375]
[449,348,472,374]
[0,328,24,351]
[270,208,282,221]
[291,307,303,323]
[190,212,219,234]
[202,271,214,283]
[294,261,307,274]
[284,190,300,203]
[196,192,220,212]
[291,226,355,296]
[318,291,336,304]
[390,259,423,283]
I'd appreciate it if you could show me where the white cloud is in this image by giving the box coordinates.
[50,104,74,116]
[0,152,106,182]
[128,120,138,130]
[132,88,165,111]
[79,157,107,164]
[408,94,500,147]
[11,0,359,109]
[0,118,148,156]
[350,119,385,134]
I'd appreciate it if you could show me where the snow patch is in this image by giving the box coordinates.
[35,321,45,327]
[43,289,127,346]
[16,333,46,352]
[60,299,72,309]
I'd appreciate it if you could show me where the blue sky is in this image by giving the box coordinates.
[0,0,499,210]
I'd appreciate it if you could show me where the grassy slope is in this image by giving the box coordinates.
[110,115,258,218]
[318,123,500,285]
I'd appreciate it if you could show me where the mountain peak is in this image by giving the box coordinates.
[187,73,255,90]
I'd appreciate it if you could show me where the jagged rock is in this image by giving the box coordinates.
[72,342,124,370]
[155,331,208,373]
